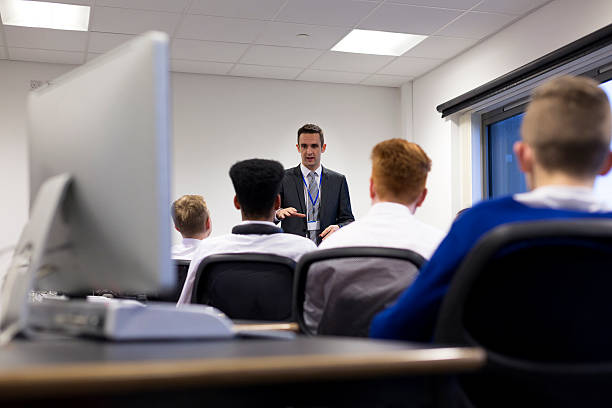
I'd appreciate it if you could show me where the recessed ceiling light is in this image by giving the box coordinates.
[0,0,90,31]
[331,29,427,56]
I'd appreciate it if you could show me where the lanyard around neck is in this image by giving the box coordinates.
[302,172,322,207]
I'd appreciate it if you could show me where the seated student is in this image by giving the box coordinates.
[318,138,444,255]
[171,194,211,261]
[370,75,612,342]
[177,159,317,305]
[303,139,444,333]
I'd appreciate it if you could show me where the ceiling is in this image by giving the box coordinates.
[0,0,552,87]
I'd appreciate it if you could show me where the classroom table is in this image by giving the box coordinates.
[0,335,485,407]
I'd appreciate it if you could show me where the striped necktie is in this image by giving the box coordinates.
[307,171,319,242]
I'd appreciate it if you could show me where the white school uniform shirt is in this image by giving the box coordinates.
[305,202,444,333]
[514,185,612,212]
[177,221,317,305]
[318,201,445,259]
[171,238,203,261]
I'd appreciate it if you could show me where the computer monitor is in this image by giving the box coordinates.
[25,31,173,295]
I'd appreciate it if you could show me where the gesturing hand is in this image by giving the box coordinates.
[276,207,306,220]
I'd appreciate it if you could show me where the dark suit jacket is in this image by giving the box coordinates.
[279,165,354,245]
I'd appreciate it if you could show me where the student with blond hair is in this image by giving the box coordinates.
[171,195,211,261]
[371,76,612,342]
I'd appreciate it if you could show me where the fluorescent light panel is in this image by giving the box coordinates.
[332,29,427,56]
[0,0,90,31]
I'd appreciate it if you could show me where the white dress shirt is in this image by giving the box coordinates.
[319,201,444,259]
[171,238,203,261]
[514,185,612,212]
[177,221,317,305]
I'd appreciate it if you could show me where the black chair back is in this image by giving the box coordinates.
[191,253,296,321]
[294,246,425,337]
[173,259,190,301]
[434,219,612,408]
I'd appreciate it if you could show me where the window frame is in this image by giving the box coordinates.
[481,65,612,199]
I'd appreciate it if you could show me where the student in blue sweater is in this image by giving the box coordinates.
[370,75,612,342]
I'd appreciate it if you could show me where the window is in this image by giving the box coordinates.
[484,77,612,201]
[484,112,526,198]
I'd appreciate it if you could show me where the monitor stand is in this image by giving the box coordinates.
[0,174,72,346]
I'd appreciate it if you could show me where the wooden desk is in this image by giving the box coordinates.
[0,337,485,407]
[232,321,299,332]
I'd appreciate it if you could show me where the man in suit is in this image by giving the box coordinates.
[276,124,354,245]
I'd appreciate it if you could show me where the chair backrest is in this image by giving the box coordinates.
[294,247,425,337]
[173,259,191,301]
[191,253,296,321]
[145,259,190,302]
[434,219,612,408]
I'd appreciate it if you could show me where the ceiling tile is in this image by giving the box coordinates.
[361,74,413,87]
[176,15,266,43]
[359,4,462,35]
[311,51,395,73]
[171,59,233,75]
[188,0,285,20]
[8,48,83,64]
[387,0,480,10]
[230,64,302,80]
[297,69,369,84]
[240,45,323,68]
[474,0,551,15]
[91,6,181,35]
[402,35,477,59]
[0,47,6,60]
[95,0,189,13]
[171,39,248,63]
[4,26,87,52]
[436,11,515,38]
[88,32,135,53]
[256,22,350,49]
[378,56,442,76]
[276,0,378,28]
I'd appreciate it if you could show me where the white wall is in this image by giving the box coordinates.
[0,60,74,252]
[410,0,612,230]
[0,61,401,250]
[172,73,401,239]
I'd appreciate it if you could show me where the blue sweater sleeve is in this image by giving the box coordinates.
[369,198,516,342]
[369,196,612,342]
[369,221,474,341]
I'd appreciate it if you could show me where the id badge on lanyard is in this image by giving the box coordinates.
[302,173,322,231]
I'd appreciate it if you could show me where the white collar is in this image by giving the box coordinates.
[238,220,277,227]
[181,237,201,246]
[300,164,322,179]
[369,201,413,216]
[514,185,612,212]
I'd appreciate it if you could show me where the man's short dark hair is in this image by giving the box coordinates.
[297,123,324,146]
[229,159,285,218]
